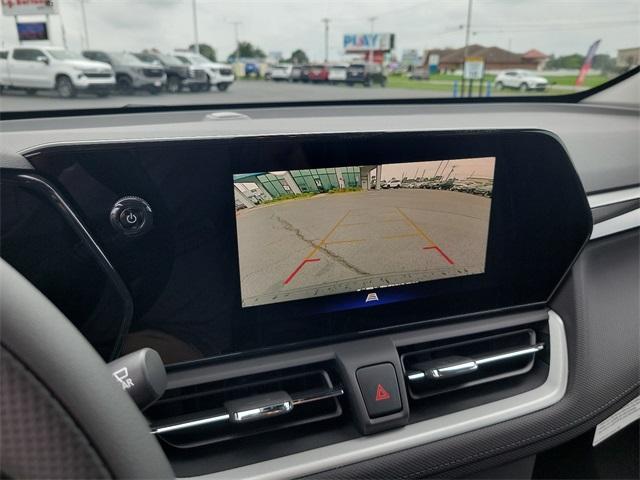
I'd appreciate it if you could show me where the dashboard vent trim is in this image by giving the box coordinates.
[401,328,544,400]
[146,366,345,448]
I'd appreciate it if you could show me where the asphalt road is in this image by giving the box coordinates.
[0,79,451,112]
[236,189,491,307]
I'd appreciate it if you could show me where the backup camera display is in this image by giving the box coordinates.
[234,158,495,308]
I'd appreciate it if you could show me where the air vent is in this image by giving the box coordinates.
[145,366,344,448]
[401,329,544,399]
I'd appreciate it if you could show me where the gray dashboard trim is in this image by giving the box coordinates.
[186,311,568,480]
[591,208,640,240]
[588,186,640,208]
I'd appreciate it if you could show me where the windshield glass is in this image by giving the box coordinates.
[47,50,86,61]
[0,0,638,112]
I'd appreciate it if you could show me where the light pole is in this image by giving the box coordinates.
[367,16,377,64]
[80,0,90,49]
[321,18,330,62]
[462,0,473,94]
[192,0,200,53]
[230,21,241,61]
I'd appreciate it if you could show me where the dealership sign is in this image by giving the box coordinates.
[2,0,58,16]
[463,56,485,80]
[17,21,48,40]
[343,33,395,52]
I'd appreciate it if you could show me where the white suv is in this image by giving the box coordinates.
[0,46,115,98]
[494,70,549,91]
[173,51,235,91]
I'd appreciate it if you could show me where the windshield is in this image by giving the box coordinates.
[0,0,638,113]
[47,50,86,61]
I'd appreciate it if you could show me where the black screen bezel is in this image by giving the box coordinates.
[27,129,592,366]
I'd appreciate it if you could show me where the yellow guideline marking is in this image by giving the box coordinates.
[325,239,366,245]
[338,222,369,227]
[395,207,437,246]
[304,210,351,259]
[382,233,420,240]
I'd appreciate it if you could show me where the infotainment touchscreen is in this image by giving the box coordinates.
[234,157,495,308]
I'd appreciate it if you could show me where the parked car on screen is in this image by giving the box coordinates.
[269,64,293,81]
[1,46,114,98]
[173,51,235,91]
[290,65,303,82]
[133,52,208,93]
[82,50,165,94]
[387,179,402,189]
[308,64,330,83]
[494,70,549,91]
[346,63,386,87]
[328,64,349,84]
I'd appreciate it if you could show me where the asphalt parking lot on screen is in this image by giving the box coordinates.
[0,80,450,111]
[236,189,491,307]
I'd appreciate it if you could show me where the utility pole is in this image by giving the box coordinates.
[80,0,90,49]
[367,16,377,64]
[192,0,200,53]
[230,21,241,61]
[321,18,330,62]
[462,0,473,95]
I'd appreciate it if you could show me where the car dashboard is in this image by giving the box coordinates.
[1,100,638,479]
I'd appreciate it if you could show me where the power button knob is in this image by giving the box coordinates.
[110,196,153,237]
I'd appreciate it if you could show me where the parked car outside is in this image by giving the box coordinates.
[133,52,208,93]
[494,70,549,91]
[269,64,293,81]
[82,50,165,94]
[346,63,387,87]
[328,64,349,84]
[387,179,402,189]
[307,64,330,83]
[0,46,114,98]
[173,51,235,91]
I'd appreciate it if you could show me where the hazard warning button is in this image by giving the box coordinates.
[356,363,402,418]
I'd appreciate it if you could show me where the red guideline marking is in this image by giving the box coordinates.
[423,246,455,265]
[375,384,391,401]
[283,258,320,285]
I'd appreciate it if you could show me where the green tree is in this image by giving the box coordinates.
[189,43,217,62]
[287,49,309,64]
[236,41,266,59]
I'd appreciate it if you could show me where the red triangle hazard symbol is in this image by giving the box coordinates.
[375,383,391,401]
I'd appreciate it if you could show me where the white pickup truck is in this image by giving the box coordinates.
[0,46,115,98]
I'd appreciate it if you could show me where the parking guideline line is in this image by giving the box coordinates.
[382,233,420,240]
[283,210,352,285]
[325,239,366,245]
[396,207,455,265]
[305,209,352,259]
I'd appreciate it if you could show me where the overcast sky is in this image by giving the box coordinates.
[1,1,638,60]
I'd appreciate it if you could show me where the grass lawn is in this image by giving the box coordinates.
[387,72,610,95]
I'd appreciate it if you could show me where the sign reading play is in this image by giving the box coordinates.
[343,33,395,52]
[2,0,58,16]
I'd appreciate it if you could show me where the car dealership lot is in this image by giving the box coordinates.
[0,79,450,111]
[236,189,491,307]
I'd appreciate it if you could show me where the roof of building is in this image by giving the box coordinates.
[438,44,523,64]
[522,49,548,59]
